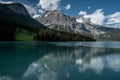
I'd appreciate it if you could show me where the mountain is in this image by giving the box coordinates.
[6,3,30,16]
[0,3,44,30]
[35,10,116,36]
[0,3,95,41]
[0,3,45,41]
[96,29,120,41]
[35,10,77,32]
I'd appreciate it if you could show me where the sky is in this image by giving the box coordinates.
[0,0,120,28]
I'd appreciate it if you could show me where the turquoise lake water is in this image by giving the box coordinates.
[0,42,120,80]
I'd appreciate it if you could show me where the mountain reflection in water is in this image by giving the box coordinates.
[0,42,120,80]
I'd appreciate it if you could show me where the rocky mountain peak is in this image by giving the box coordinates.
[44,10,59,17]
[5,3,30,16]
[37,10,77,26]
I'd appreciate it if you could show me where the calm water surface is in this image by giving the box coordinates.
[0,42,120,80]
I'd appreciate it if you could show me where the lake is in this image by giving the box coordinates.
[0,42,120,80]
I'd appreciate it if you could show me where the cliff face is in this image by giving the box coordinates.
[35,10,115,36]
[38,10,77,25]
[35,10,78,32]
[6,3,30,16]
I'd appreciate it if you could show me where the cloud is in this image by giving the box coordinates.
[106,12,120,25]
[23,4,39,16]
[78,11,87,15]
[65,4,71,10]
[24,4,45,17]
[78,9,120,28]
[79,9,105,25]
[39,0,61,11]
[105,12,120,28]
[87,6,91,9]
[0,1,14,4]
